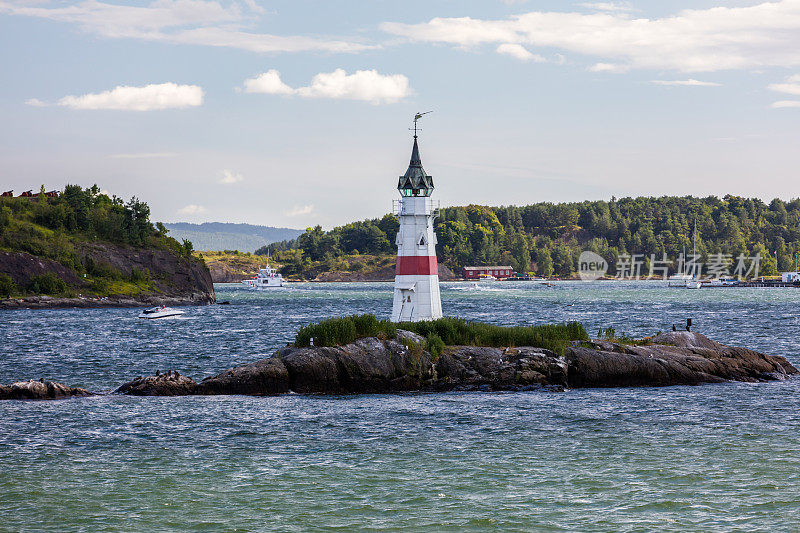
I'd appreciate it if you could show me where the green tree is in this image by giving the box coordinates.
[27,273,68,295]
[0,206,10,235]
[508,232,530,273]
[0,273,16,298]
[551,243,574,277]
[182,238,194,255]
[535,247,554,277]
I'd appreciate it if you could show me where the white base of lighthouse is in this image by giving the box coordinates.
[391,196,442,322]
[391,274,442,322]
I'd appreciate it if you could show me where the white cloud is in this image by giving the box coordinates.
[588,62,629,73]
[768,74,800,95]
[170,27,371,54]
[651,79,721,87]
[297,69,410,104]
[243,69,411,104]
[496,43,545,62]
[58,83,203,111]
[25,98,47,107]
[0,0,371,54]
[578,2,635,13]
[242,70,294,95]
[771,100,800,108]
[381,1,800,72]
[177,204,206,215]
[241,0,265,15]
[219,169,243,184]
[285,204,314,217]
[109,152,179,159]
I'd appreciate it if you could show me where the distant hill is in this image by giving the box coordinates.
[164,222,304,252]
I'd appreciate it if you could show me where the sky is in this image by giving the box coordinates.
[1,0,800,229]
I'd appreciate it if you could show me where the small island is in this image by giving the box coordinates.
[3,316,794,400]
[0,186,214,308]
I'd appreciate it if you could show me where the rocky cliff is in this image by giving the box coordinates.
[0,242,214,308]
[80,242,214,305]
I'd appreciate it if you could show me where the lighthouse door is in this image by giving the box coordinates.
[394,282,416,321]
[398,289,414,320]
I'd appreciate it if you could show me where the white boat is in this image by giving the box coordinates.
[708,277,738,287]
[242,256,284,289]
[138,306,185,319]
[685,280,702,289]
[477,274,497,282]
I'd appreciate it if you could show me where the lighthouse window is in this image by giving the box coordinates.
[419,235,426,246]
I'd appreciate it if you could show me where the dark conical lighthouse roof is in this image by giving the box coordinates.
[398,135,434,196]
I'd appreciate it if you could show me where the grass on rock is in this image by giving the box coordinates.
[294,314,589,355]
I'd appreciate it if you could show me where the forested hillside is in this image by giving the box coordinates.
[0,185,212,302]
[266,196,798,277]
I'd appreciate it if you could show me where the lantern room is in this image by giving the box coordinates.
[397,136,434,197]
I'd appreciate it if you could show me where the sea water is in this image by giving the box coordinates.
[1,281,799,531]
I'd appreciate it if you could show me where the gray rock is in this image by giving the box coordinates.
[109,331,799,397]
[0,380,92,401]
[434,346,567,391]
[115,372,198,396]
[197,358,289,396]
[395,329,425,346]
[565,332,795,388]
[278,336,436,393]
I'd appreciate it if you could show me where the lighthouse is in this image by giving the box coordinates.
[391,113,443,322]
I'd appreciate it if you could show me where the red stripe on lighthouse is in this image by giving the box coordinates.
[396,255,439,276]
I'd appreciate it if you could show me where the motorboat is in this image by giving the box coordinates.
[138,306,185,319]
[242,255,284,289]
[685,280,702,289]
[477,274,497,282]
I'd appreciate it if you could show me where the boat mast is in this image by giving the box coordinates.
[682,246,686,276]
[692,218,697,278]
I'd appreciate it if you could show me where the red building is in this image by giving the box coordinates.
[462,266,514,280]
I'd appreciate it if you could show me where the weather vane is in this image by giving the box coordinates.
[411,110,433,137]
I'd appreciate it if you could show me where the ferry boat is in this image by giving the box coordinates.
[707,277,738,287]
[242,257,284,289]
[138,306,185,319]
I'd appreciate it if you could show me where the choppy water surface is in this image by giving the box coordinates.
[2,281,800,531]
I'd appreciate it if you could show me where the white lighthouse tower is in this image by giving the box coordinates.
[391,113,443,322]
